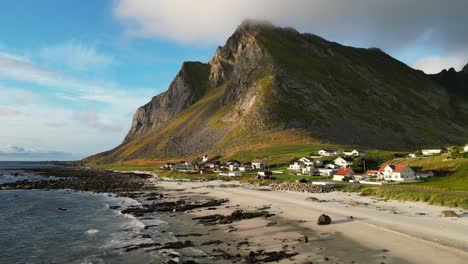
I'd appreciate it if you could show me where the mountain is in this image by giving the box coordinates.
[430,65,468,98]
[87,21,468,164]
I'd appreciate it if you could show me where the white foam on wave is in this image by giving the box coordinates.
[85,229,99,235]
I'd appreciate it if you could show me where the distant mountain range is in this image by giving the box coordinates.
[86,21,468,163]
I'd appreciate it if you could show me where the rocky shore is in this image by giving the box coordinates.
[269,182,336,193]
[0,168,303,263]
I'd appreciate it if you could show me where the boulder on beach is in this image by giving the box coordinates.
[317,214,332,225]
[305,197,320,202]
[440,210,458,217]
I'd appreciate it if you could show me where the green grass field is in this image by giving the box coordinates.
[92,148,468,209]
[342,154,468,209]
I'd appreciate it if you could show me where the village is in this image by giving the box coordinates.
[160,144,468,186]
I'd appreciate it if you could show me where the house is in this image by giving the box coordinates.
[464,144,468,153]
[422,148,443,156]
[202,155,209,163]
[162,163,175,170]
[318,149,342,157]
[227,160,241,171]
[180,160,192,166]
[325,163,338,169]
[226,160,241,166]
[334,157,354,168]
[219,171,242,177]
[205,161,218,169]
[301,165,315,175]
[352,174,367,181]
[333,168,354,181]
[288,161,305,171]
[298,157,314,166]
[314,160,324,167]
[256,171,273,179]
[239,165,253,172]
[228,164,240,171]
[317,168,337,176]
[366,170,379,177]
[377,164,417,182]
[173,161,192,171]
[343,149,366,157]
[408,153,416,158]
[416,170,434,179]
[251,159,265,170]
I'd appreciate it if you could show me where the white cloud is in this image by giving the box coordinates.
[0,144,77,161]
[113,0,468,70]
[38,41,114,71]
[413,55,468,74]
[0,51,153,108]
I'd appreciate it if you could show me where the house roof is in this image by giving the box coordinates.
[320,149,339,152]
[252,159,264,163]
[342,156,354,162]
[378,164,407,173]
[336,168,353,176]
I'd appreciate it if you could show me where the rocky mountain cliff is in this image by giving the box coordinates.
[87,21,468,163]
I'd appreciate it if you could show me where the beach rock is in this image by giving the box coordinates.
[245,250,298,263]
[269,183,336,193]
[305,197,320,202]
[201,240,224,246]
[317,214,332,225]
[440,210,459,217]
[193,210,273,225]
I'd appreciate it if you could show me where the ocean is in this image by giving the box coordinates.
[0,162,167,263]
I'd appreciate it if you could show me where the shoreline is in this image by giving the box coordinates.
[156,180,468,264]
[2,167,468,263]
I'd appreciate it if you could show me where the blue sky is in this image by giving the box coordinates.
[1,0,467,160]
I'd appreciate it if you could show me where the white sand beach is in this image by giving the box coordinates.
[157,180,468,264]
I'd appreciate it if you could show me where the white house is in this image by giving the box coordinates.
[239,165,253,172]
[422,148,442,156]
[333,168,354,181]
[343,149,366,157]
[301,165,315,175]
[251,159,265,170]
[334,157,354,168]
[257,171,273,179]
[219,171,242,177]
[377,164,417,182]
[228,164,240,171]
[317,168,337,176]
[288,161,305,171]
[318,149,341,157]
[325,163,338,169]
[464,144,468,153]
[408,153,416,158]
[298,157,314,166]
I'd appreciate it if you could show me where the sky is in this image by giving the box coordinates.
[1,0,467,161]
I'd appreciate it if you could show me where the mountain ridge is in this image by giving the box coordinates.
[86,21,468,164]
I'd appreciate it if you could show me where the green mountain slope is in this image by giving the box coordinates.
[86,21,468,164]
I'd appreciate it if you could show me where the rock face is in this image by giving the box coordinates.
[87,21,468,164]
[462,62,468,73]
[124,62,211,142]
[317,214,332,225]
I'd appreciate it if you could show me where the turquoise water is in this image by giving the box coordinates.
[0,163,165,263]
